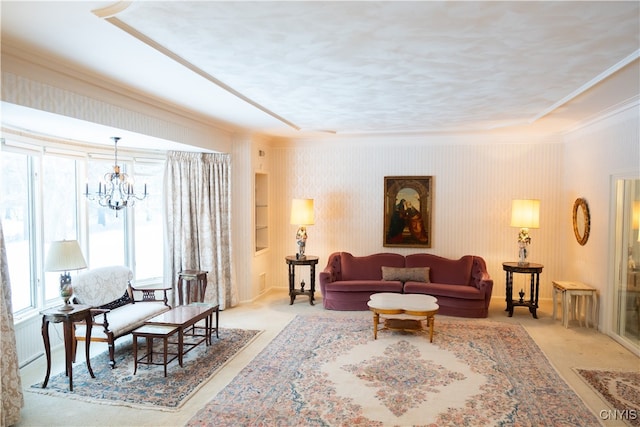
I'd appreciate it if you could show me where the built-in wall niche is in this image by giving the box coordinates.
[255,172,268,254]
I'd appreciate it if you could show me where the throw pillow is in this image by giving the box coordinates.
[381,266,430,283]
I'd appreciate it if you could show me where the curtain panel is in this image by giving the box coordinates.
[164,151,238,309]
[1,218,24,426]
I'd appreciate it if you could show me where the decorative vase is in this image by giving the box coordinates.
[59,274,74,311]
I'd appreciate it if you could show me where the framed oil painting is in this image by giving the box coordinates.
[384,176,433,248]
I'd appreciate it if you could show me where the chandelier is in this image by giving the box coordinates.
[84,137,148,213]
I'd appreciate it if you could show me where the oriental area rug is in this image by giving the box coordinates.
[29,328,260,411]
[187,315,600,426]
[575,368,640,427]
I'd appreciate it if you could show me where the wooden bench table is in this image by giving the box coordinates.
[132,324,181,377]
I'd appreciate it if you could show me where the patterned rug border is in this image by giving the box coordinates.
[28,328,262,412]
[574,368,640,427]
[188,314,601,426]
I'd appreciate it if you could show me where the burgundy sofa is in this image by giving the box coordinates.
[319,252,493,318]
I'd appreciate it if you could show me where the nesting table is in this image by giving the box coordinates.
[367,293,439,342]
[136,304,218,375]
[552,280,598,328]
[132,325,181,377]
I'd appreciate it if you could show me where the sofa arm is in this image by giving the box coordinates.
[320,253,343,284]
[319,253,342,296]
[128,284,171,307]
[470,256,494,297]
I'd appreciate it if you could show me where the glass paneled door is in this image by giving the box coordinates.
[613,178,640,354]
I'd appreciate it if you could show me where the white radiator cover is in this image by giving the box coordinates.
[15,315,63,367]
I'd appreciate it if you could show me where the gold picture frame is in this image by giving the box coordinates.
[384,176,433,248]
[572,197,590,246]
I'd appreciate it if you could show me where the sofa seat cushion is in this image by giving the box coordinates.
[404,281,484,300]
[340,252,405,281]
[324,280,403,293]
[75,302,171,339]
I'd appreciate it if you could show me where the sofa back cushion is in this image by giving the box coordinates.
[73,265,133,307]
[340,252,405,281]
[405,254,473,285]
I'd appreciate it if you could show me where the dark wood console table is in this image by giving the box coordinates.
[503,262,544,318]
[285,255,319,305]
[41,304,95,391]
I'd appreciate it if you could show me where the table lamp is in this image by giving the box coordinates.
[290,198,315,259]
[45,240,87,311]
[510,199,540,266]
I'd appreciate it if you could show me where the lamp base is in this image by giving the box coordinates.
[59,272,74,312]
[296,226,308,260]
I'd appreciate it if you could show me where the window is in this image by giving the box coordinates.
[87,158,126,268]
[1,139,165,316]
[133,161,164,282]
[42,155,80,301]
[1,151,33,312]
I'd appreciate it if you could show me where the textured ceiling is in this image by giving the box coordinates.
[1,1,639,144]
[114,1,639,133]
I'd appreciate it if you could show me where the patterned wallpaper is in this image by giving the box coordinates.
[261,136,566,301]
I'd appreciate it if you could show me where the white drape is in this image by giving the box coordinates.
[0,218,23,426]
[164,151,238,309]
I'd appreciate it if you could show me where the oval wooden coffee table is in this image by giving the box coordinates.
[367,293,439,342]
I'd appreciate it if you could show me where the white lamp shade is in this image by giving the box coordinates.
[290,198,315,225]
[510,199,540,229]
[633,200,640,229]
[45,240,87,272]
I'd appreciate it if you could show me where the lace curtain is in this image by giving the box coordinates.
[1,218,23,426]
[164,151,238,309]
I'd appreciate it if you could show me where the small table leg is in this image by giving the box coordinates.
[83,311,94,380]
[427,315,435,343]
[133,335,139,375]
[372,312,379,339]
[214,308,219,339]
[41,318,52,389]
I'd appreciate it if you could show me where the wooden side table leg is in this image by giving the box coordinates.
[428,316,435,343]
[373,312,379,339]
[288,263,295,305]
[41,317,52,388]
[62,318,74,391]
[562,292,570,328]
[133,334,139,375]
[215,308,219,339]
[309,263,316,306]
[178,329,184,367]
[163,336,168,377]
[84,311,94,379]
[592,292,598,329]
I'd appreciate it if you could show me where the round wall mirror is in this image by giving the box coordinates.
[572,198,590,246]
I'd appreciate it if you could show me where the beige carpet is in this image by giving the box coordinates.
[15,292,640,426]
